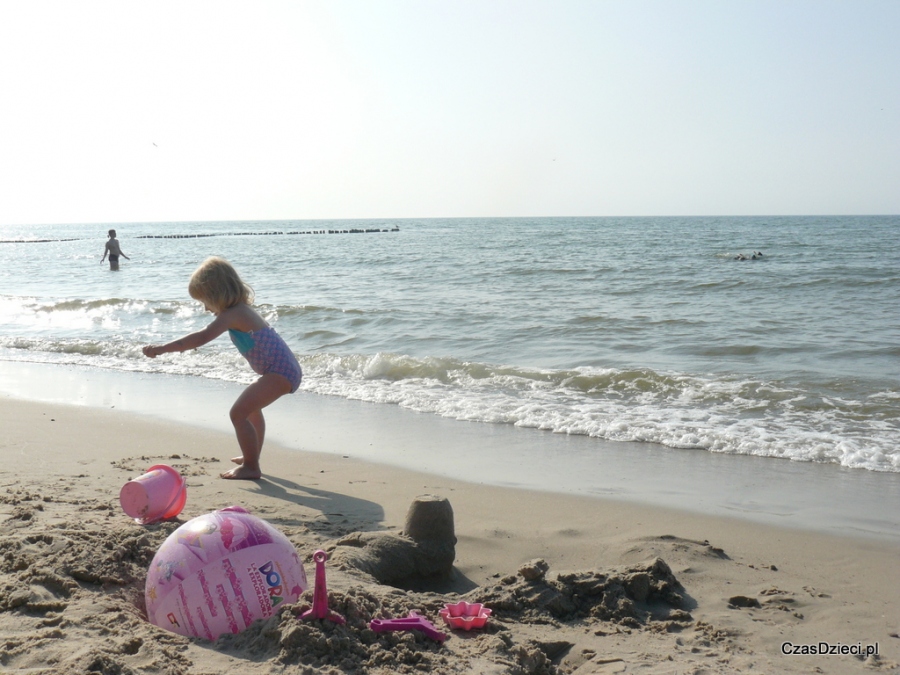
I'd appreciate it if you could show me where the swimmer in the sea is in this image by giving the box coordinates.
[101,229,130,270]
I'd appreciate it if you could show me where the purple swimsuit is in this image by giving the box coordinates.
[228,326,302,393]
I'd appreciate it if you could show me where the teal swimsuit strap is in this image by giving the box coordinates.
[228,328,256,354]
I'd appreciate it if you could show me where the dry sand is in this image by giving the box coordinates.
[1,396,898,674]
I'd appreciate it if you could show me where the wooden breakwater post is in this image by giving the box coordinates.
[135,226,400,239]
[0,227,400,244]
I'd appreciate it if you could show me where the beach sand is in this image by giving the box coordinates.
[1,394,898,674]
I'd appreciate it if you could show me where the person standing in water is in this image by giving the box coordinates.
[142,256,302,480]
[101,229,130,270]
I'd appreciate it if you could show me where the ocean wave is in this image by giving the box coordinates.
[299,352,900,473]
[7,336,895,473]
[2,295,182,317]
[36,298,146,312]
[11,338,108,356]
[2,340,897,475]
[268,303,366,317]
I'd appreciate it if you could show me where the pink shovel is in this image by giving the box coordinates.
[300,550,345,624]
[370,611,448,642]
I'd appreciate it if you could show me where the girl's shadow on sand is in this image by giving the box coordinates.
[241,474,388,534]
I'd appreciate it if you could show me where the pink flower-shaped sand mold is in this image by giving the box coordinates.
[439,601,492,631]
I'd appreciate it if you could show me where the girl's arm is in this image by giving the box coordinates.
[143,313,232,358]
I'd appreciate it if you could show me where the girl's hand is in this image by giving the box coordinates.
[143,345,160,358]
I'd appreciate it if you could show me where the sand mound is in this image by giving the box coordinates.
[1,484,693,675]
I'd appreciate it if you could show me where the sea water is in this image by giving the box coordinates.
[1,216,898,474]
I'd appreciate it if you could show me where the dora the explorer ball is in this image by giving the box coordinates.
[145,506,308,640]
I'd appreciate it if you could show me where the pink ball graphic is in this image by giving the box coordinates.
[145,506,308,639]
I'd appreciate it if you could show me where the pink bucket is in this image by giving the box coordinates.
[119,464,187,524]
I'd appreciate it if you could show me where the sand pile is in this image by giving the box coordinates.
[1,482,693,675]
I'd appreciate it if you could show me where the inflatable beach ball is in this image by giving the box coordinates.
[145,506,308,640]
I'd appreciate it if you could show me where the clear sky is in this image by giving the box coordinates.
[1,0,897,224]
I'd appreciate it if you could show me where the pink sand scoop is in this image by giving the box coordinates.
[119,464,186,524]
[300,549,345,624]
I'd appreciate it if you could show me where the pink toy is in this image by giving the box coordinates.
[145,506,308,640]
[300,549,345,624]
[369,611,448,642]
[439,601,492,630]
[119,464,187,524]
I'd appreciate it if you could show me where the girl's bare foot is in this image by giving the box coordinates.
[221,465,261,480]
[231,456,244,465]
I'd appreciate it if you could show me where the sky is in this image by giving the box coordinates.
[0,0,897,225]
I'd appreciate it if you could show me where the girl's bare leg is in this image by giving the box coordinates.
[231,411,265,464]
[222,374,290,480]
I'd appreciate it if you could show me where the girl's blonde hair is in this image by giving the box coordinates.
[188,257,254,312]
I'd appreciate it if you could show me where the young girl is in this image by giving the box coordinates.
[143,257,302,480]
